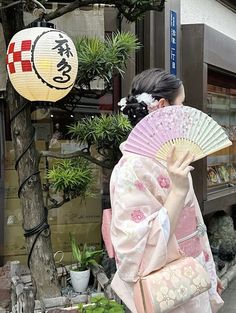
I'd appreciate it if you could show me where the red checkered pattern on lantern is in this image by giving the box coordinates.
[6,40,32,74]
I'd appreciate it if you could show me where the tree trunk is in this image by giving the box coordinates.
[1,3,61,299]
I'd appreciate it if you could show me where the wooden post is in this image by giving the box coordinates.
[91,264,113,299]
[10,260,21,276]
[11,276,19,309]
[17,286,35,313]
[11,261,21,309]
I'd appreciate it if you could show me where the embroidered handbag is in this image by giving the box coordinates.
[134,256,211,313]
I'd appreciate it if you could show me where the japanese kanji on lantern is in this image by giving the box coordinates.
[6,27,78,102]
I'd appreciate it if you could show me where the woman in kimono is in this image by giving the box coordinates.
[110,68,224,313]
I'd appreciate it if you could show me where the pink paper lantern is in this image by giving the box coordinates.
[6,27,78,102]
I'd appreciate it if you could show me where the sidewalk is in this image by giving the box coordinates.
[219,278,236,313]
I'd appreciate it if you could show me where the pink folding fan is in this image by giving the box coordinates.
[124,105,232,162]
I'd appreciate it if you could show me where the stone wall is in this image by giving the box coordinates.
[0,263,11,310]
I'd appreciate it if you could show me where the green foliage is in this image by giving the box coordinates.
[68,117,95,146]
[115,0,165,22]
[70,234,103,271]
[105,31,140,72]
[78,296,125,313]
[68,114,132,166]
[75,31,140,88]
[92,114,132,148]
[68,114,132,147]
[47,158,94,199]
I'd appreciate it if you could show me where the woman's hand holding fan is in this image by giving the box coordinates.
[167,147,195,197]
[124,105,232,162]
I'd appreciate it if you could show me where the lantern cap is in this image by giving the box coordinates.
[28,21,55,29]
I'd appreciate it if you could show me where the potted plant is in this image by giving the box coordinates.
[78,296,125,313]
[70,234,103,292]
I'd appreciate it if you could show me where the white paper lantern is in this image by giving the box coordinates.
[6,27,78,102]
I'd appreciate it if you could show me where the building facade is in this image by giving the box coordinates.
[0,0,236,266]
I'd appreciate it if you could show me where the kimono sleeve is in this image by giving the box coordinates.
[110,157,170,283]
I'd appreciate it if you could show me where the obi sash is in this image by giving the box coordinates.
[175,205,206,257]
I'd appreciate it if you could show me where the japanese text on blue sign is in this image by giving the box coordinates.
[170,10,177,76]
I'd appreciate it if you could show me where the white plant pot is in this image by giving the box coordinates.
[70,268,90,293]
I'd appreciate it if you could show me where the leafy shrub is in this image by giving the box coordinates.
[75,31,140,88]
[47,158,94,199]
[78,296,125,313]
[70,235,103,271]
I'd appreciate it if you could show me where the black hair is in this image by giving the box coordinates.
[122,95,149,126]
[122,68,183,126]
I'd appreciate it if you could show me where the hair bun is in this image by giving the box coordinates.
[126,95,138,104]
[117,95,139,112]
[118,93,154,126]
[122,101,148,126]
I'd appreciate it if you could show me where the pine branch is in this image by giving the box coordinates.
[48,197,69,210]
[26,0,165,25]
[0,1,21,9]
[40,150,113,169]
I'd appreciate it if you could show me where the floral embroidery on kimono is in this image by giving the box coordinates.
[157,174,171,189]
[131,209,146,223]
[134,180,145,191]
[110,148,223,313]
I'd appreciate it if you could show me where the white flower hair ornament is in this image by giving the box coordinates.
[136,93,155,106]
[118,97,127,112]
[118,92,157,112]
[136,93,159,113]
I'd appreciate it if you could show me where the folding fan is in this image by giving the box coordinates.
[124,105,232,162]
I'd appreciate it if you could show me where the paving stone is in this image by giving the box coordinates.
[47,309,78,313]
[219,279,236,313]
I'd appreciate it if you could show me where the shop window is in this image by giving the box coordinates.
[207,70,236,192]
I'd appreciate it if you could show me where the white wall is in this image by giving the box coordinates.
[181,0,236,40]
[24,6,104,40]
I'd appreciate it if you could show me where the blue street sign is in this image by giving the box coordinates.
[170,10,177,76]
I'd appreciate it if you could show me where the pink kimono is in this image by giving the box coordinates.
[110,147,224,313]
